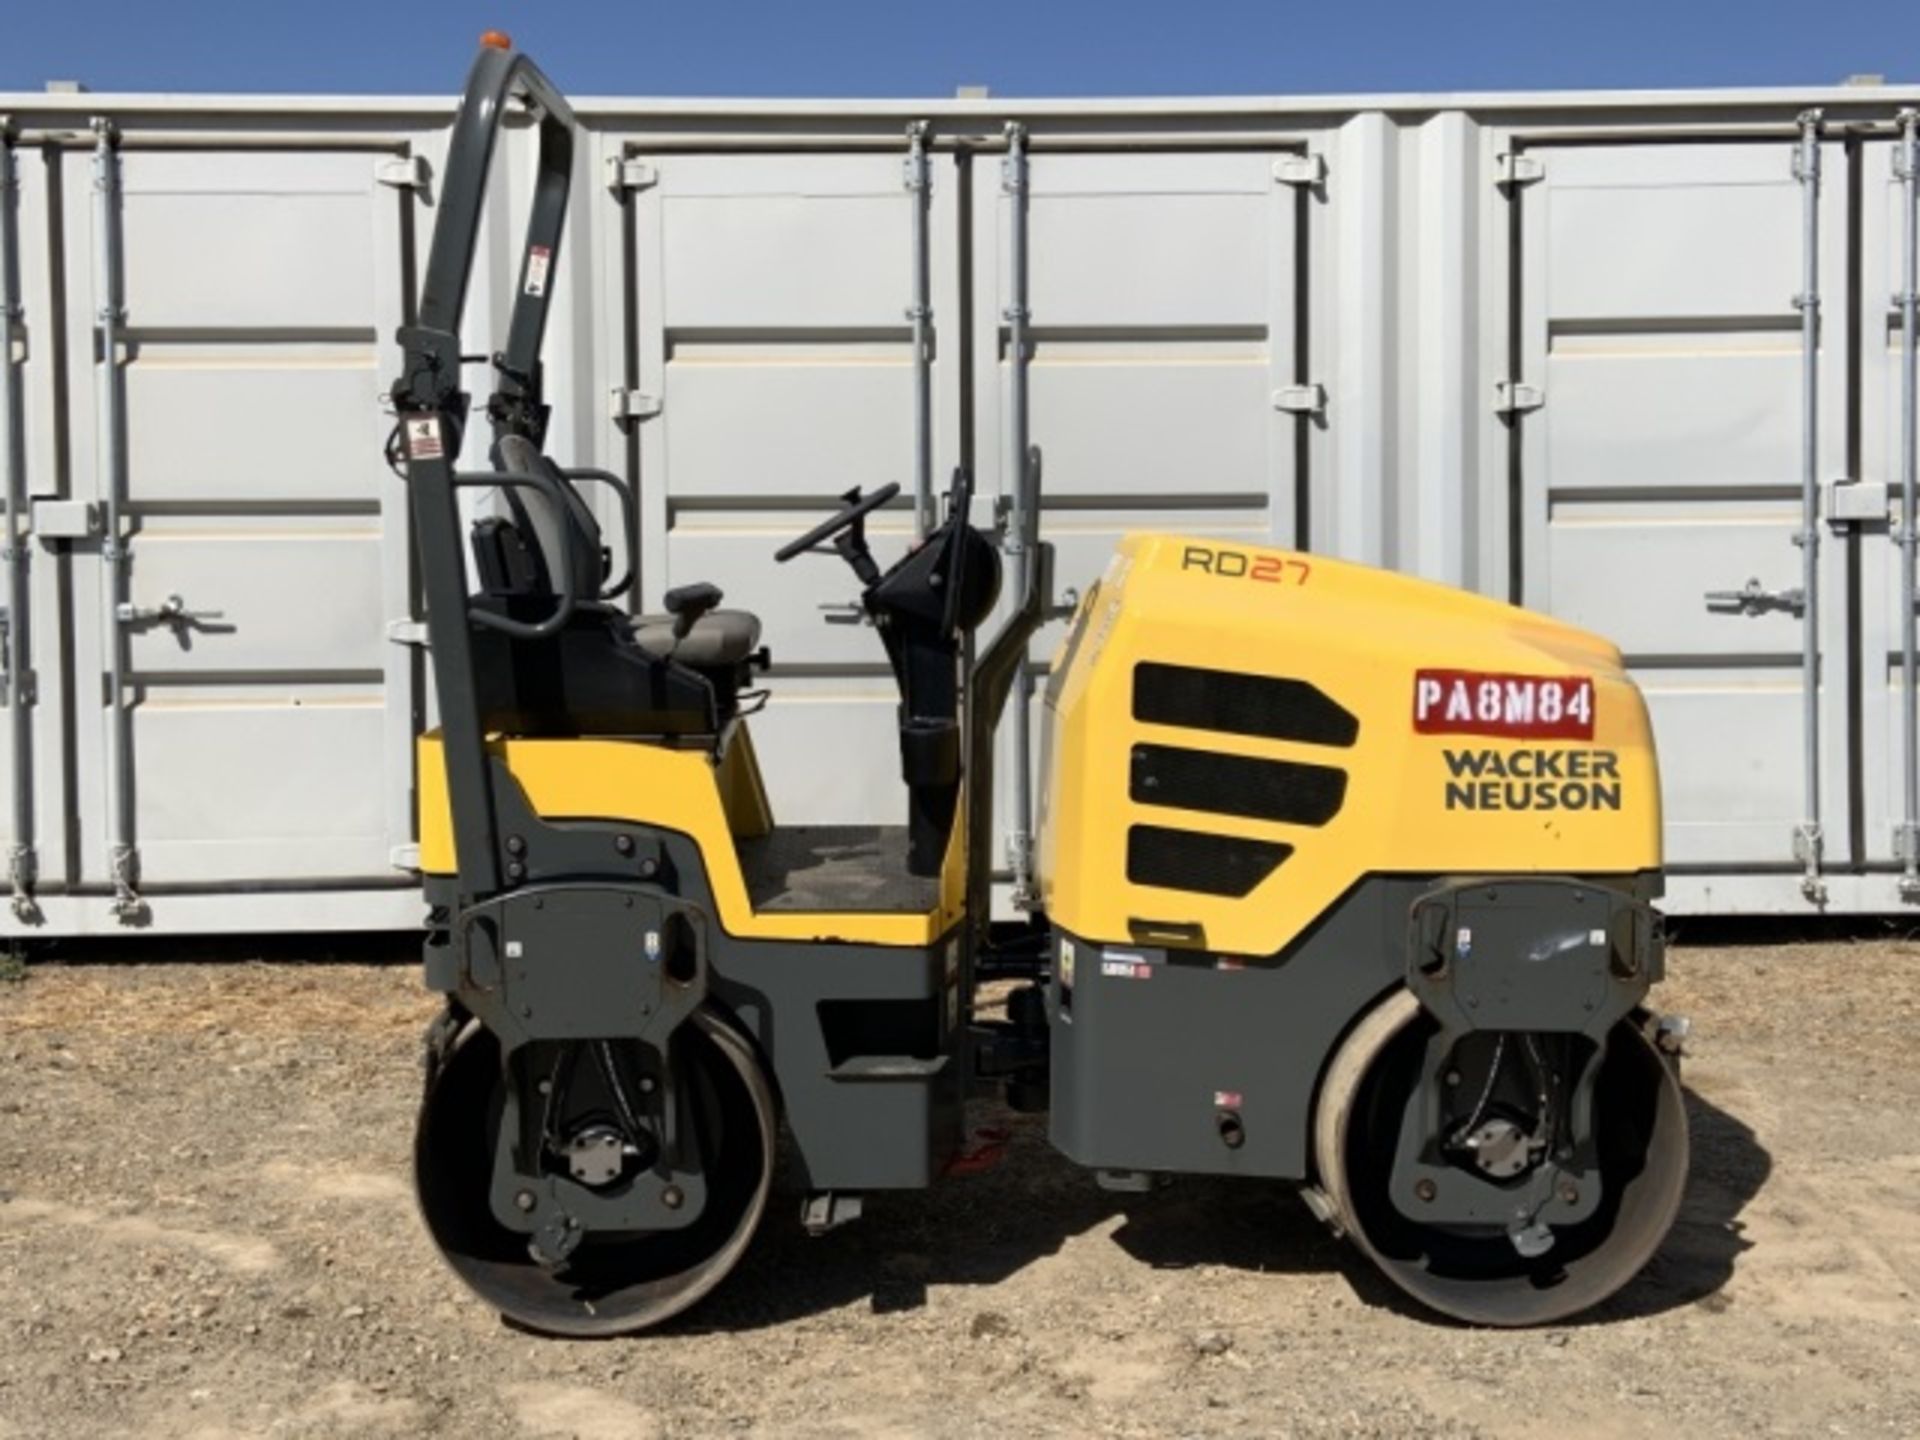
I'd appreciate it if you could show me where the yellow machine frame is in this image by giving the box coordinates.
[418,726,970,946]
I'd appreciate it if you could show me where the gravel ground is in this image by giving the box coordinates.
[1,926,1917,1439]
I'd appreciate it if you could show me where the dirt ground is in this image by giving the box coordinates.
[1,926,1917,1440]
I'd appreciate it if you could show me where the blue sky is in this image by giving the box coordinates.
[0,0,1913,97]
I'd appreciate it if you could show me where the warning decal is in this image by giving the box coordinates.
[404,417,443,461]
[524,244,553,297]
[1414,670,1595,741]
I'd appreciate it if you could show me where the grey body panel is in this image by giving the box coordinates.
[427,774,962,1194]
[714,932,962,1191]
[1044,872,1659,1181]
[1045,880,1417,1180]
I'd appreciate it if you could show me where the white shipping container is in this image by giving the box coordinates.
[0,80,1916,935]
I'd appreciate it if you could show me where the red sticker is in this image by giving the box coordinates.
[1414,670,1595,740]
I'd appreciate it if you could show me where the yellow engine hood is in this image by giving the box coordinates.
[1035,535,1661,955]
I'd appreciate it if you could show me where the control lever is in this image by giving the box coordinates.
[819,602,870,627]
[1704,578,1805,618]
[662,582,723,641]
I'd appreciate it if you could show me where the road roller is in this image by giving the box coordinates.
[389,40,1690,1335]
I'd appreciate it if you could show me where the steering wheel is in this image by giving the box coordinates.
[774,482,901,562]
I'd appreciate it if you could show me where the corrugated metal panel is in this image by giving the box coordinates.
[1,82,1918,932]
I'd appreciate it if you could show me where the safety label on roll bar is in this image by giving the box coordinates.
[403,417,443,461]
[1414,670,1594,740]
[524,244,552,297]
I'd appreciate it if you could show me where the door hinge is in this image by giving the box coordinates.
[1826,477,1889,526]
[376,154,432,191]
[610,387,663,423]
[0,608,31,707]
[606,156,658,195]
[389,843,421,872]
[1272,382,1328,416]
[1495,152,1545,190]
[385,619,429,647]
[29,497,101,540]
[1493,380,1545,415]
[1273,153,1327,187]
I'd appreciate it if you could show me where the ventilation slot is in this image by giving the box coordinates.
[1126,825,1291,898]
[1131,744,1347,826]
[1133,662,1358,748]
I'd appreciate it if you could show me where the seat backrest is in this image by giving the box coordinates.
[488,434,606,601]
[471,514,547,595]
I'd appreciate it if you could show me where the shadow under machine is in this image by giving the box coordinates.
[390,39,1692,1336]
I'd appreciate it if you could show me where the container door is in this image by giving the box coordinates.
[969,149,1306,878]
[623,151,962,824]
[1513,139,1855,874]
[62,145,418,889]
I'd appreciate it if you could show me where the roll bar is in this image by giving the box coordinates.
[391,40,580,902]
[393,42,576,454]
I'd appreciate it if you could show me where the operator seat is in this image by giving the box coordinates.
[466,435,763,737]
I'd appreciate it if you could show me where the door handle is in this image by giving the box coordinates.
[1704,578,1805,618]
[116,593,227,628]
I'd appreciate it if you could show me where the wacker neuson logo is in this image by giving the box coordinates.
[1442,747,1623,811]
